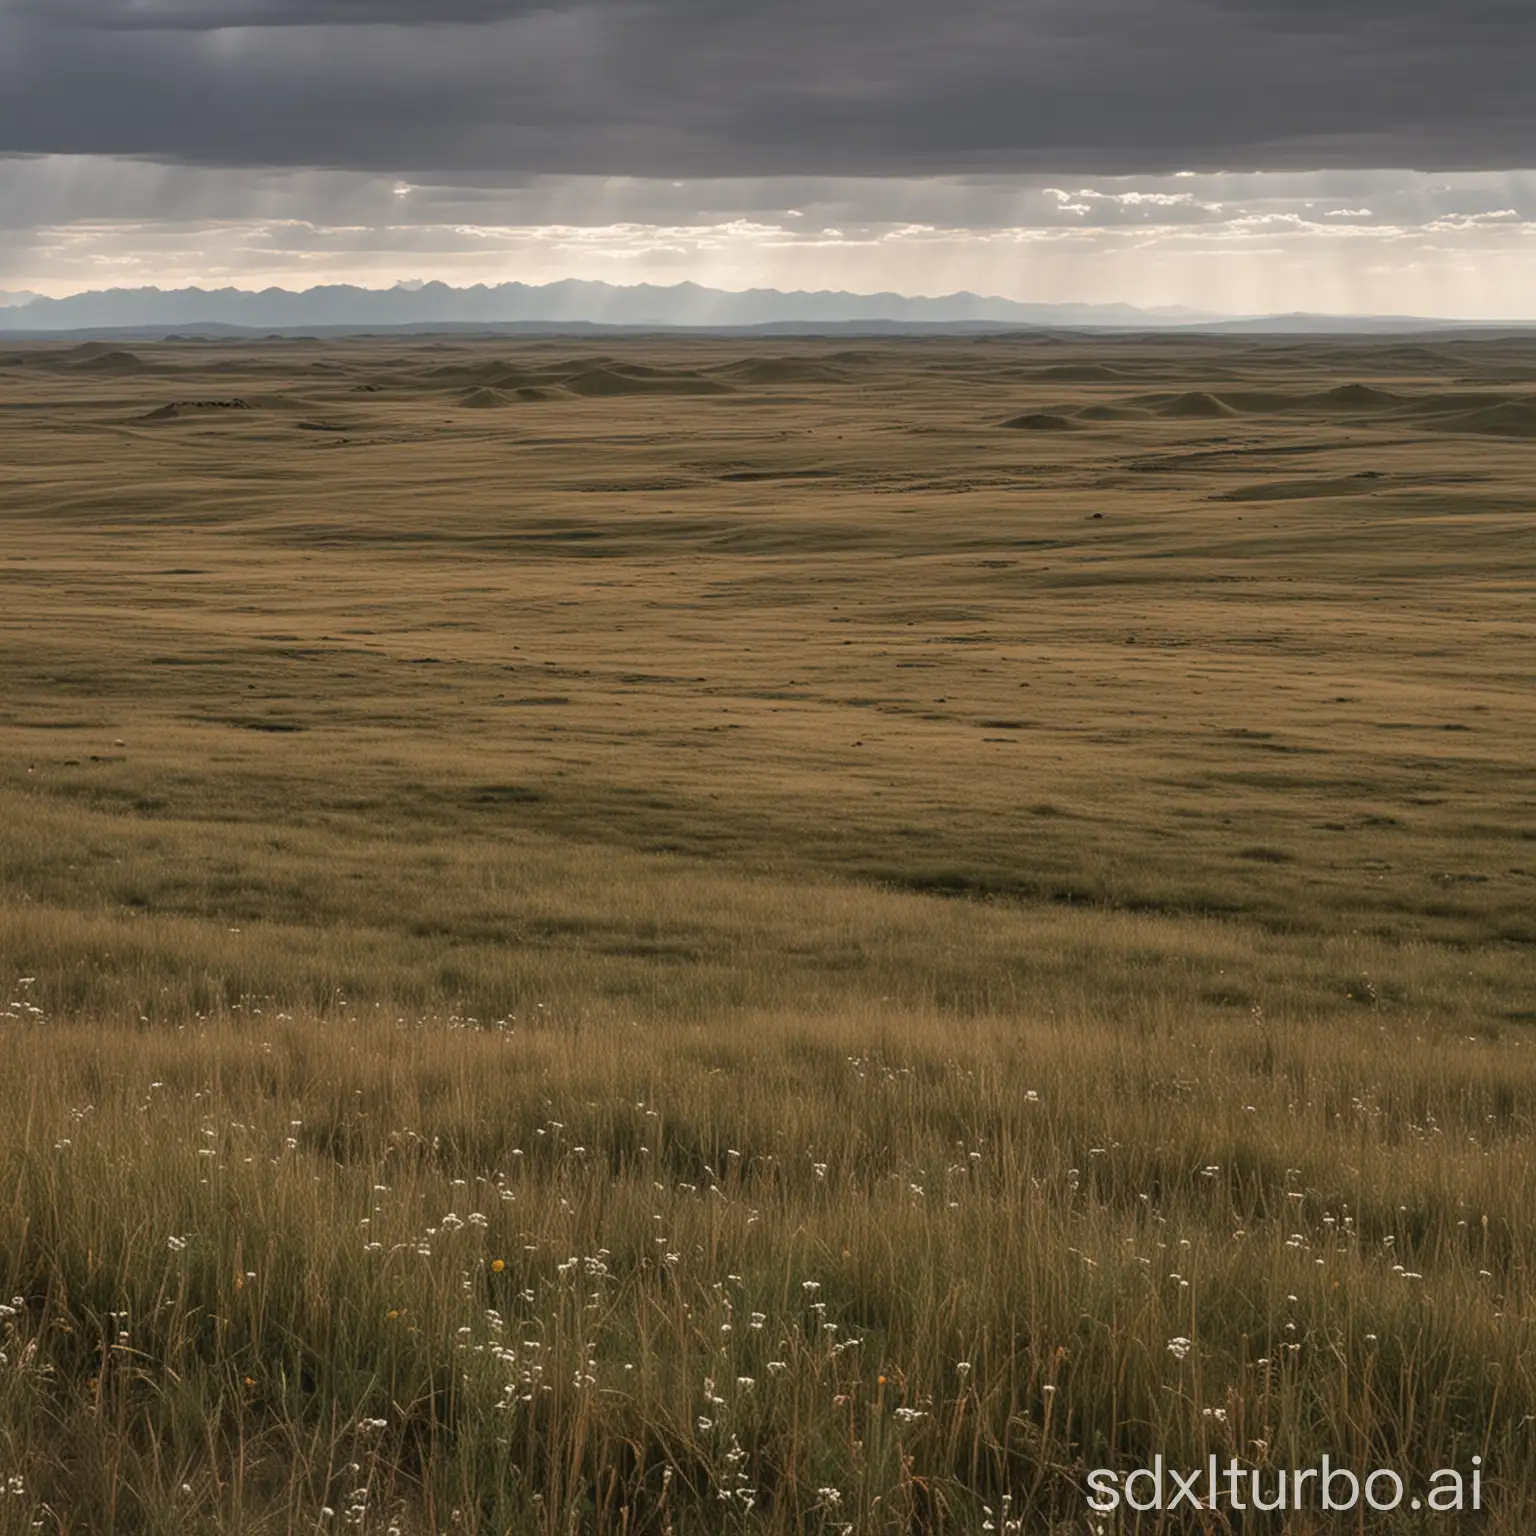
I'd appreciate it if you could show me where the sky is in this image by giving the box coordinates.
[2,0,1535,316]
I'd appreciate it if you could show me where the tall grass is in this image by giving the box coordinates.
[2,985,1533,1532]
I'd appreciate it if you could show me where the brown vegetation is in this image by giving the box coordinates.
[0,331,1533,1531]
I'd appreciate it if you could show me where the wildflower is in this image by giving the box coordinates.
[1167,1337,1192,1360]
[893,1407,927,1424]
[167,1235,187,1252]
[490,1259,505,1274]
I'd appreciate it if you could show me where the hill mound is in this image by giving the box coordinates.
[1313,383,1404,410]
[1159,391,1239,418]
[72,349,151,374]
[422,359,519,383]
[139,399,253,421]
[716,357,851,385]
[563,367,733,398]
[593,363,678,379]
[58,342,118,363]
[460,387,513,408]
[1001,412,1078,432]
[1207,391,1300,414]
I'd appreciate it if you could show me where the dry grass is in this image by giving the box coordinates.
[0,332,1534,1531]
[4,998,1535,1533]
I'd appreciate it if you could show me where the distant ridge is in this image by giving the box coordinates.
[0,279,1210,334]
[0,281,1528,337]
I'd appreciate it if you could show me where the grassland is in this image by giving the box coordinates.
[0,331,1533,1531]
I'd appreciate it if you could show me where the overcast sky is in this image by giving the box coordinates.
[3,0,1535,314]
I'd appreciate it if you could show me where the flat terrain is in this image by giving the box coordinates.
[0,332,1533,1531]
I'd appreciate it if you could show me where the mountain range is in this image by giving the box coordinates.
[0,280,1519,335]
[0,280,1217,332]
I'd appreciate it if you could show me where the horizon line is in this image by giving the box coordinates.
[7,278,1536,327]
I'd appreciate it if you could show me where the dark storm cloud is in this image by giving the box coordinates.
[21,0,547,26]
[2,0,1534,178]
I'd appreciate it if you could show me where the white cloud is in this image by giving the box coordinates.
[2,159,1536,318]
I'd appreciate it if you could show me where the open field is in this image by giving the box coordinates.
[1,331,1534,1531]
